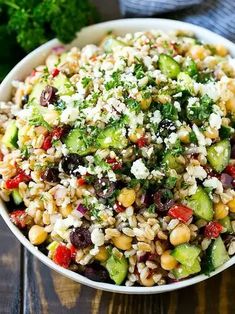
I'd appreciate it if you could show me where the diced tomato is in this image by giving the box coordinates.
[114,202,126,213]
[31,69,37,76]
[106,157,122,171]
[51,68,60,77]
[77,177,86,186]
[51,127,66,140]
[106,158,117,164]
[41,134,52,150]
[6,170,31,189]
[53,244,72,268]
[204,221,223,238]
[136,136,148,148]
[225,165,235,178]
[9,210,28,229]
[70,245,77,259]
[168,204,193,223]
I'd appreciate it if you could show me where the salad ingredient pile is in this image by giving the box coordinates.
[1,29,235,286]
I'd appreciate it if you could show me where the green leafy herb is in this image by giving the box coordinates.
[134,62,146,79]
[81,76,92,88]
[105,71,122,90]
[125,98,141,113]
[187,95,213,123]
[189,131,198,143]
[161,102,178,121]
[147,204,156,213]
[29,104,52,130]
[164,176,177,189]
[219,125,233,139]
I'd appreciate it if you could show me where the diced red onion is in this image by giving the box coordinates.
[220,173,233,188]
[52,45,65,55]
[76,204,88,216]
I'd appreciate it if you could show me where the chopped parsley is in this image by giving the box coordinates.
[81,77,92,88]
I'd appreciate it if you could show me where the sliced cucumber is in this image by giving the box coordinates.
[162,152,185,174]
[53,72,74,96]
[171,244,201,267]
[205,236,229,272]
[2,121,18,148]
[12,189,23,205]
[101,35,126,53]
[172,258,201,279]
[97,127,128,149]
[219,216,233,234]
[29,81,47,103]
[207,140,231,173]
[64,128,96,156]
[106,254,128,285]
[158,54,181,79]
[187,187,213,221]
[177,72,195,94]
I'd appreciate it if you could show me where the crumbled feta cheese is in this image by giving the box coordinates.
[203,177,223,194]
[91,228,105,246]
[209,112,222,130]
[192,124,206,147]
[131,158,149,179]
[60,106,79,123]
[150,110,161,124]
[186,165,207,180]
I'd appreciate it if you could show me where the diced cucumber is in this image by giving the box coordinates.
[158,54,181,79]
[106,254,128,285]
[29,81,47,103]
[12,189,23,205]
[186,187,213,221]
[53,72,74,96]
[171,244,201,267]
[97,127,128,149]
[64,128,96,156]
[205,236,229,272]
[207,140,231,173]
[2,121,18,148]
[172,258,201,279]
[219,216,233,234]
[162,152,185,174]
[177,72,195,94]
[101,35,126,53]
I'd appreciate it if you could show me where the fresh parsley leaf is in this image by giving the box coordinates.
[147,204,156,213]
[161,102,178,121]
[125,98,141,113]
[81,76,92,88]
[187,95,213,123]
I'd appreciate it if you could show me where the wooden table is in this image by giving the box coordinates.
[1,1,235,313]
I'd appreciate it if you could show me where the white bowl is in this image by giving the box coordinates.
[0,18,235,294]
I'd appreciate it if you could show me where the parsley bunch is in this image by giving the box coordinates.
[0,0,98,79]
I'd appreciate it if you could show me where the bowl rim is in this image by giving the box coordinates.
[0,17,235,294]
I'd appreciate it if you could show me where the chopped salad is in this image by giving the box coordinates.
[1,30,235,286]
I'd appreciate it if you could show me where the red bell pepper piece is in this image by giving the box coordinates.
[77,177,86,186]
[53,244,72,268]
[51,68,60,77]
[225,165,235,178]
[136,136,148,148]
[9,210,28,229]
[168,204,193,223]
[106,157,122,171]
[6,170,31,189]
[114,202,126,213]
[204,221,223,238]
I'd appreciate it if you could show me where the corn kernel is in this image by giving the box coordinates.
[117,188,136,207]
[227,198,235,213]
[214,202,229,219]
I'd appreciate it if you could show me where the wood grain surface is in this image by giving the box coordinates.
[1,1,235,313]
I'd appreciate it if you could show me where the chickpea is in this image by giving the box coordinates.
[117,188,136,208]
[60,204,73,218]
[140,272,155,287]
[214,202,229,220]
[129,127,145,143]
[112,234,132,250]
[204,127,219,139]
[136,92,152,110]
[95,246,109,262]
[188,45,211,60]
[225,98,235,113]
[170,223,191,246]
[177,127,190,144]
[160,250,178,270]
[215,44,229,57]
[227,198,235,213]
[227,79,235,93]
[28,225,48,245]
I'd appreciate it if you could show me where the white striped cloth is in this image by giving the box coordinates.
[119,0,235,41]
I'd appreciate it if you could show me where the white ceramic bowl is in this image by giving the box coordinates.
[0,18,235,294]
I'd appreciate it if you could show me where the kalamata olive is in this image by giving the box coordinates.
[153,189,174,212]
[157,120,176,138]
[40,85,58,106]
[83,263,111,282]
[21,95,29,106]
[70,227,92,249]
[94,178,115,198]
[220,173,233,188]
[61,154,82,175]
[41,167,60,183]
